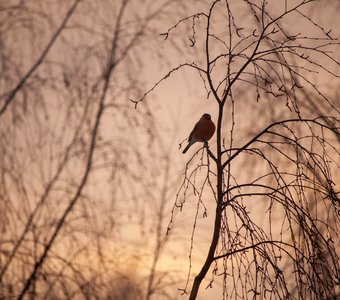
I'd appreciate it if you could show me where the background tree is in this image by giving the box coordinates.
[0,0,189,299]
[134,0,339,299]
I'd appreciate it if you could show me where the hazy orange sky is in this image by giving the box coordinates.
[1,0,339,299]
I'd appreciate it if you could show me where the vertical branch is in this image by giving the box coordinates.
[205,0,222,103]
[189,102,224,300]
[189,2,224,298]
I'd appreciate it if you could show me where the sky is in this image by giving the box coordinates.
[0,0,339,299]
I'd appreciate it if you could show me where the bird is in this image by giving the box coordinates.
[182,113,215,154]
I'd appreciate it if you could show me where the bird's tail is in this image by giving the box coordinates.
[182,141,193,154]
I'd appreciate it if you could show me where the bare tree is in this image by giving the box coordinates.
[134,0,339,299]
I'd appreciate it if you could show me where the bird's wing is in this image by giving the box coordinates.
[188,121,200,142]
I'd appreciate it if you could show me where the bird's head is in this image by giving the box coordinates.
[203,113,211,120]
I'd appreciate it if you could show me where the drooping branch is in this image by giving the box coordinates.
[222,117,339,169]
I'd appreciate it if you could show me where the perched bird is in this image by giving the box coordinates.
[182,113,215,154]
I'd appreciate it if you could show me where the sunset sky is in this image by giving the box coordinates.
[0,0,339,299]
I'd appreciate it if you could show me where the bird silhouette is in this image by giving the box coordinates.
[182,113,215,154]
